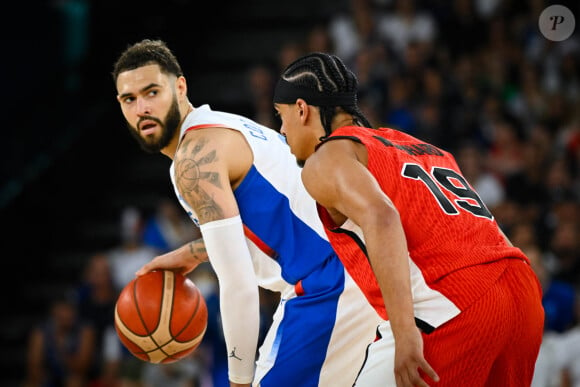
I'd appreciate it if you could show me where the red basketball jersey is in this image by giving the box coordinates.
[316,126,529,321]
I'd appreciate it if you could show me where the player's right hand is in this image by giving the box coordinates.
[136,238,208,277]
[394,327,439,387]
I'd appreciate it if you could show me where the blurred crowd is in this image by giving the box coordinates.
[23,0,580,386]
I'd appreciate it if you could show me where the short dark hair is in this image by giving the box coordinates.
[112,39,183,83]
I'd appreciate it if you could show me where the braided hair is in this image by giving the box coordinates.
[278,52,372,140]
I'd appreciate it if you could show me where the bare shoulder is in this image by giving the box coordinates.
[316,137,367,164]
[173,129,223,203]
[173,127,248,223]
[302,138,366,205]
[175,127,252,189]
[305,138,366,176]
[176,126,240,158]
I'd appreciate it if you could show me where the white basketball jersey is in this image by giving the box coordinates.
[169,105,334,291]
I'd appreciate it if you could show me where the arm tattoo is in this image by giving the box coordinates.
[175,136,225,222]
[188,238,208,263]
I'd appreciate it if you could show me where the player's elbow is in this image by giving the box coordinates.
[364,201,401,231]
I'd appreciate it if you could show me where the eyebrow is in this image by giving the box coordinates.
[118,82,161,99]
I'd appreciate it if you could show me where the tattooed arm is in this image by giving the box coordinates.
[135,126,251,278]
[173,129,248,222]
[174,127,259,387]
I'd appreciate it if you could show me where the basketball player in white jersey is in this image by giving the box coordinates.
[112,39,380,387]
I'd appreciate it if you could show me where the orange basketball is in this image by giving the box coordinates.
[114,269,208,364]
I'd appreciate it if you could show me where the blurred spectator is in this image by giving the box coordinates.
[492,199,523,238]
[189,263,226,387]
[527,244,577,333]
[439,0,488,60]
[545,157,578,204]
[305,23,334,55]
[507,62,548,131]
[559,119,580,181]
[71,253,119,386]
[384,74,416,134]
[485,119,526,181]
[504,127,553,234]
[351,44,390,127]
[413,99,445,147]
[276,40,304,74]
[143,198,200,253]
[455,142,506,210]
[244,63,277,129]
[531,329,566,387]
[444,58,487,150]
[559,51,580,102]
[106,206,159,386]
[546,219,580,285]
[327,0,378,65]
[473,0,502,20]
[375,0,438,57]
[559,294,580,387]
[24,292,96,387]
[528,241,567,387]
[108,206,159,293]
[531,287,580,387]
[509,221,539,251]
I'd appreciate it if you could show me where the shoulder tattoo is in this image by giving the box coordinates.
[174,135,225,222]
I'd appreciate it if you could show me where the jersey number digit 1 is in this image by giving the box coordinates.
[402,163,493,220]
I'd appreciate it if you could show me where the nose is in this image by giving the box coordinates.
[136,97,151,116]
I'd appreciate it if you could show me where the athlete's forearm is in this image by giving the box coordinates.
[201,216,259,384]
[187,237,209,264]
[365,206,416,336]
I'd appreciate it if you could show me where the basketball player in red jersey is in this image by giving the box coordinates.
[273,52,544,387]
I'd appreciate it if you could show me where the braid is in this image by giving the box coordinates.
[280,52,372,139]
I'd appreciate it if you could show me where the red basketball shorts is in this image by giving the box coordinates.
[422,258,545,386]
[354,258,544,386]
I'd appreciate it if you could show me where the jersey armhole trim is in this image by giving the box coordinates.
[315,135,362,150]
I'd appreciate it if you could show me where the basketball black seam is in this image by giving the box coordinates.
[153,280,205,360]
[132,273,167,357]
[128,272,205,361]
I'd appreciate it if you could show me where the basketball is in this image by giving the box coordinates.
[114,269,208,364]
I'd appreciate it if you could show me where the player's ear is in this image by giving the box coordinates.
[296,99,309,124]
[176,75,188,98]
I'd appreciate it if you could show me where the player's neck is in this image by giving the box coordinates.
[161,103,194,160]
[331,112,356,132]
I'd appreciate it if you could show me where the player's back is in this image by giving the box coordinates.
[333,126,527,271]
[323,126,529,311]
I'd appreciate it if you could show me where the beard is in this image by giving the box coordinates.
[127,97,182,154]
